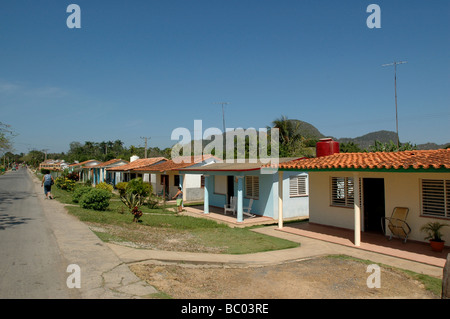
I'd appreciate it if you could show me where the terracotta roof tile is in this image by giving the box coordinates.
[274,149,450,170]
[106,157,167,171]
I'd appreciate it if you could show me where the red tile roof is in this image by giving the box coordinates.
[106,157,167,171]
[134,155,219,172]
[273,149,450,170]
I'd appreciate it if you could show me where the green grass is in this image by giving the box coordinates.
[54,187,299,254]
[328,255,442,297]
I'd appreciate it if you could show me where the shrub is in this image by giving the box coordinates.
[115,182,128,196]
[72,186,93,203]
[126,178,151,198]
[95,182,113,193]
[55,176,77,192]
[79,188,112,211]
[66,171,80,181]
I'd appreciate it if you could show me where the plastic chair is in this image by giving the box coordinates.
[243,199,256,218]
[224,196,237,215]
[381,207,411,243]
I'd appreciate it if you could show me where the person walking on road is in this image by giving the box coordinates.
[41,170,54,199]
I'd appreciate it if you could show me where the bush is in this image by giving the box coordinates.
[115,182,128,196]
[66,171,80,181]
[95,182,113,193]
[72,186,93,203]
[55,177,77,192]
[79,188,112,211]
[126,178,151,198]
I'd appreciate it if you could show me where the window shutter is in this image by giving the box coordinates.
[422,179,447,218]
[290,175,307,197]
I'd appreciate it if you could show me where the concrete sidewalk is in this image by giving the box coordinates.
[107,226,444,278]
[30,170,158,299]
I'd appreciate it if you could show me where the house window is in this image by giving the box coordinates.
[421,179,450,219]
[289,175,308,197]
[331,177,354,207]
[160,174,168,185]
[174,175,180,186]
[200,175,205,188]
[245,176,259,200]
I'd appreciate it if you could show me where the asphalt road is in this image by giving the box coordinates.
[0,167,76,298]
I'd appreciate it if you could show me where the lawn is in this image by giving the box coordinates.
[51,186,299,254]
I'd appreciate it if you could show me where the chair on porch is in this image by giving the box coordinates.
[243,199,256,218]
[381,207,411,243]
[224,196,237,215]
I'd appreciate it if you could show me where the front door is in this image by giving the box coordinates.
[363,178,385,233]
[227,175,234,204]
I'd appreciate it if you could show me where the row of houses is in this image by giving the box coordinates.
[53,141,450,245]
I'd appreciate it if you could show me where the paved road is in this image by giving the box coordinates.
[0,167,77,298]
[0,168,157,299]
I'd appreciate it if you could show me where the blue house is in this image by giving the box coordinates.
[179,158,309,223]
[91,159,129,186]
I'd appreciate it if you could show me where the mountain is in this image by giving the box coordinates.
[288,119,326,139]
[337,130,399,150]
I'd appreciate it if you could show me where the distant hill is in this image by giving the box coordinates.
[337,130,399,150]
[289,119,326,139]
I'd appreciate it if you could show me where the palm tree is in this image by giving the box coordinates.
[270,115,304,157]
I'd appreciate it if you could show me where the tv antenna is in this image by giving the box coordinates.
[214,102,229,133]
[382,61,407,147]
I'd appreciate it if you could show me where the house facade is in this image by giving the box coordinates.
[180,158,309,223]
[106,157,167,185]
[68,160,103,183]
[91,159,129,186]
[133,155,219,201]
[276,149,450,245]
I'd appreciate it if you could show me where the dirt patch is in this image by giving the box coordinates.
[130,256,438,299]
[87,222,225,253]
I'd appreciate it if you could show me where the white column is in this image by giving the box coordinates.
[278,171,284,229]
[203,175,209,214]
[353,173,361,246]
[237,176,244,223]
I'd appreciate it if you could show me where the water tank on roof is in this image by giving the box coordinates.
[130,155,139,162]
[316,138,340,157]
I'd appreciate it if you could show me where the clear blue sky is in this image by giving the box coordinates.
[1,0,449,154]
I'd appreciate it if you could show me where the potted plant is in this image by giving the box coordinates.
[420,222,449,252]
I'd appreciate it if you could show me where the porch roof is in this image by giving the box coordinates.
[106,157,167,172]
[68,159,102,168]
[135,154,220,173]
[270,149,450,172]
[90,158,129,168]
[180,157,303,172]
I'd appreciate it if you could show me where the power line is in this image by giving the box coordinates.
[382,61,407,147]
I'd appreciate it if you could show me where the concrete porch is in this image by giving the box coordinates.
[182,205,306,228]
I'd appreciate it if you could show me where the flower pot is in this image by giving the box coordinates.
[430,240,445,252]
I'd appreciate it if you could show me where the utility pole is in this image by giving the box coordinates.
[42,149,49,161]
[140,137,151,158]
[382,61,407,147]
[214,102,229,133]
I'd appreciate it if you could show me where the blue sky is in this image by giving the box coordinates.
[1,0,449,154]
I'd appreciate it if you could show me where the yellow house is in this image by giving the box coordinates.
[276,149,450,246]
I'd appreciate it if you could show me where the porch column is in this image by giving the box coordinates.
[203,175,209,214]
[354,173,361,246]
[278,171,284,229]
[237,176,244,223]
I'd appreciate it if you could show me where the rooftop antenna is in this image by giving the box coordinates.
[214,102,229,133]
[382,60,407,147]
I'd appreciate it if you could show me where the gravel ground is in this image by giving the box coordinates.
[130,256,439,299]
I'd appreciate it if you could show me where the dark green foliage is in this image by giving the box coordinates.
[79,188,112,211]
[72,186,93,203]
